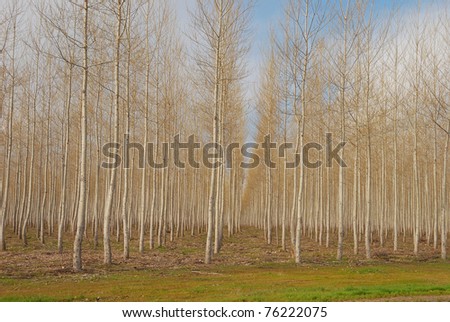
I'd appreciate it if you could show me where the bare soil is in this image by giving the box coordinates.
[0,227,444,278]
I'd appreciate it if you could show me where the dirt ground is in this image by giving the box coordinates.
[0,226,444,278]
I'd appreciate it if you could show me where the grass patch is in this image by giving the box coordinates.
[1,262,449,302]
[180,247,197,255]
[0,295,87,302]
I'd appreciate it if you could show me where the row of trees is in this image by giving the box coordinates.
[0,0,251,271]
[0,0,449,271]
[247,0,449,261]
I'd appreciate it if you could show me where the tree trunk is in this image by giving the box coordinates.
[73,0,89,271]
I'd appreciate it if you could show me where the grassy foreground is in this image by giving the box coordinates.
[1,262,450,302]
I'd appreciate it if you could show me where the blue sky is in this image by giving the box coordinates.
[174,1,444,67]
[236,0,444,91]
[240,0,443,45]
[237,0,439,82]
[248,0,441,51]
[173,0,446,136]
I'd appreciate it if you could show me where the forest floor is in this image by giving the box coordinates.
[0,227,449,302]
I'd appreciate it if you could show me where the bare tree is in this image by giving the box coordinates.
[190,0,251,264]
[103,0,126,265]
[73,0,89,271]
[0,2,18,251]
